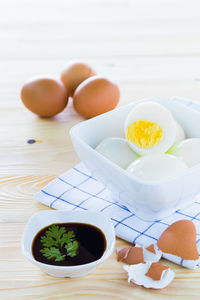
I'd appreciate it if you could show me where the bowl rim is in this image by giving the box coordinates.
[70,97,200,186]
[22,210,116,271]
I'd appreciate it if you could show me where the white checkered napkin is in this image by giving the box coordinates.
[35,162,200,269]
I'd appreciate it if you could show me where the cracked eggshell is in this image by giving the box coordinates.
[146,244,156,254]
[117,246,144,264]
[117,247,130,262]
[96,138,140,169]
[143,244,162,262]
[157,220,199,261]
[145,262,169,281]
[117,244,162,264]
[124,262,175,289]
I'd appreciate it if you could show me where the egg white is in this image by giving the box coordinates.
[126,153,188,182]
[95,137,139,169]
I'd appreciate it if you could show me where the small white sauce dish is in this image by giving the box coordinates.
[22,210,115,278]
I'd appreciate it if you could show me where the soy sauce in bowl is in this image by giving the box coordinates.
[32,223,106,266]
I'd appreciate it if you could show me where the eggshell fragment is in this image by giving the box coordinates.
[21,77,68,117]
[117,247,144,264]
[73,76,120,118]
[146,244,156,254]
[117,244,162,264]
[145,262,169,281]
[60,61,96,96]
[157,220,199,260]
[117,247,130,262]
[95,137,139,169]
[124,262,174,289]
[143,244,162,262]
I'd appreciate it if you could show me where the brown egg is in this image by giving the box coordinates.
[60,61,96,97]
[73,76,120,119]
[21,77,68,117]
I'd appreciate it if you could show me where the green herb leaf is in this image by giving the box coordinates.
[60,231,75,247]
[40,225,79,262]
[65,240,79,258]
[40,247,65,262]
[40,224,66,248]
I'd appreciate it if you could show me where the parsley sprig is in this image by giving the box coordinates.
[40,224,79,262]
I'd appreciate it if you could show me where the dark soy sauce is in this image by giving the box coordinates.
[32,223,106,266]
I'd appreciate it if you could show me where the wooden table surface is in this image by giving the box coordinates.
[1,0,200,299]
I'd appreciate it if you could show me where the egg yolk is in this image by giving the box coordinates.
[126,120,163,149]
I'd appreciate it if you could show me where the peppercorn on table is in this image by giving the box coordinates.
[1,0,200,299]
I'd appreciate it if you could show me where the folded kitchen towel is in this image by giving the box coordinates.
[35,162,200,269]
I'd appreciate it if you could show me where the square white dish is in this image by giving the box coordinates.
[70,97,200,221]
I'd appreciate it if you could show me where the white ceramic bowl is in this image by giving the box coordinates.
[22,210,115,278]
[70,97,200,221]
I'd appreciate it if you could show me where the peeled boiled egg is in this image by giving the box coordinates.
[21,77,68,117]
[60,61,96,97]
[167,138,200,167]
[126,154,188,182]
[124,102,176,155]
[174,121,185,142]
[95,137,139,169]
[73,76,120,119]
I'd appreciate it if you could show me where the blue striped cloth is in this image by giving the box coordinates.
[35,98,200,268]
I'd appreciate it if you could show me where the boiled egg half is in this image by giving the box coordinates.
[125,102,176,155]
